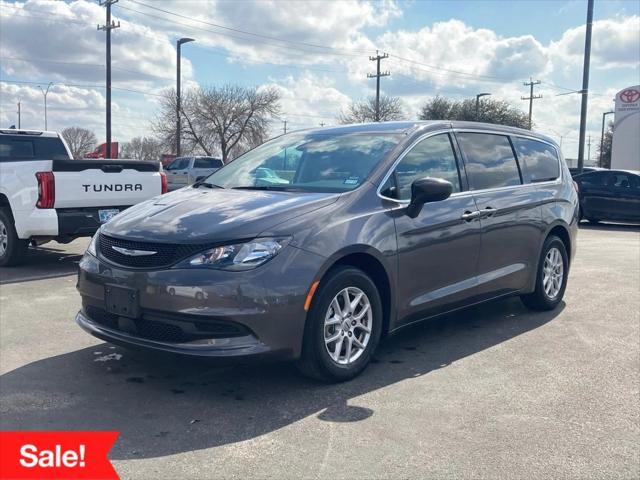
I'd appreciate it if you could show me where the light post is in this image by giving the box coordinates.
[38,82,53,130]
[176,37,195,156]
[599,110,614,168]
[475,93,491,121]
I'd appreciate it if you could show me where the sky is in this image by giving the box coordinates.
[0,0,639,161]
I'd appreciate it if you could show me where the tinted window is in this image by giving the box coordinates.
[392,134,461,200]
[206,133,401,192]
[194,158,222,168]
[167,157,191,170]
[611,173,640,189]
[512,137,560,183]
[457,133,521,190]
[0,135,69,161]
[577,171,609,187]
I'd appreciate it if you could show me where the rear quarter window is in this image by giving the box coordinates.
[512,137,560,183]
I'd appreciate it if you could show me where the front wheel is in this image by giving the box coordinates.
[0,208,28,267]
[296,266,382,382]
[521,235,568,311]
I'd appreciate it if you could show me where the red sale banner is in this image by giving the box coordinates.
[0,431,119,480]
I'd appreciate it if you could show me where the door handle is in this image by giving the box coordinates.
[461,210,481,221]
[481,207,498,217]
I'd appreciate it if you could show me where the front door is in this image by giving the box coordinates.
[388,132,482,325]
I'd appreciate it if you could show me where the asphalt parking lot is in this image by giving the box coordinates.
[0,225,638,479]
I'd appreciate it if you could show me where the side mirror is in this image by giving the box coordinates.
[406,177,453,218]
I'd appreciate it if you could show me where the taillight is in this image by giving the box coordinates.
[35,171,55,209]
[160,171,168,194]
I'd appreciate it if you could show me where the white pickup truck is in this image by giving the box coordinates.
[0,129,167,266]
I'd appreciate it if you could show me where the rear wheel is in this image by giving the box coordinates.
[0,208,28,267]
[296,266,382,382]
[521,235,568,311]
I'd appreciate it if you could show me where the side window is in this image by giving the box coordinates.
[456,133,521,190]
[611,173,639,189]
[578,172,608,187]
[194,158,220,168]
[392,134,461,200]
[512,137,560,183]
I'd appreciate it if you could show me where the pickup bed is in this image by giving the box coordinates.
[0,130,167,266]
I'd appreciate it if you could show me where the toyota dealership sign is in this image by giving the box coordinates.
[611,85,640,171]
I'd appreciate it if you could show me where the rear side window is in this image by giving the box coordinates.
[194,158,223,168]
[610,173,640,189]
[392,133,461,200]
[456,133,521,190]
[512,137,560,183]
[577,171,608,186]
[0,135,70,161]
[167,157,191,170]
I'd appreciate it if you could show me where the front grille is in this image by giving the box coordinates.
[84,305,250,344]
[98,234,210,269]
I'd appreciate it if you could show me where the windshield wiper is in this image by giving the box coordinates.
[232,185,295,191]
[193,181,224,189]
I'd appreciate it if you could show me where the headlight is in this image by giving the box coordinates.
[87,231,99,257]
[185,237,290,271]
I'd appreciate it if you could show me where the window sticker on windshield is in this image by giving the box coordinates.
[344,177,359,185]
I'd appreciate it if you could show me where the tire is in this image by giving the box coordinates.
[0,208,28,267]
[521,235,568,311]
[296,266,383,382]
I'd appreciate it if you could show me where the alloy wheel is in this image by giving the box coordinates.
[323,287,373,365]
[543,247,564,299]
[0,219,7,257]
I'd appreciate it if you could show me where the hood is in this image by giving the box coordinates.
[102,187,339,243]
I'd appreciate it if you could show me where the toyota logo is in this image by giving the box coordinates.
[619,89,640,103]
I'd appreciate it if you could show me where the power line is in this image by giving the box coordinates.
[0,79,165,97]
[521,77,542,130]
[367,51,390,122]
[124,0,373,56]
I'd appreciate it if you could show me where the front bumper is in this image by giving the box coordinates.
[76,245,325,360]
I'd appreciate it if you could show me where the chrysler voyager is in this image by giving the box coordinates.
[76,121,578,382]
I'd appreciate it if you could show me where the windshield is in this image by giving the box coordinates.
[203,133,402,192]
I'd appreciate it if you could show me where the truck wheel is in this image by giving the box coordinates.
[0,208,28,267]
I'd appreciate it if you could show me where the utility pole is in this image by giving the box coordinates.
[38,82,53,130]
[521,77,542,129]
[176,37,195,156]
[577,0,594,174]
[367,51,390,122]
[17,101,21,129]
[98,0,120,159]
[599,110,614,168]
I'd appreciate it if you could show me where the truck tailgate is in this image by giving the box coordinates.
[52,160,162,208]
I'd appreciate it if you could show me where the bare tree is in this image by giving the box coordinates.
[419,95,529,129]
[153,84,280,163]
[339,95,404,124]
[61,126,97,159]
[120,136,163,161]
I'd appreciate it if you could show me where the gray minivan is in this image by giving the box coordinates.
[165,156,224,190]
[76,121,578,382]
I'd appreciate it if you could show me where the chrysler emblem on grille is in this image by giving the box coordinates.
[112,246,157,256]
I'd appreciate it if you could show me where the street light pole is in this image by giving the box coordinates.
[475,93,491,121]
[176,37,195,157]
[599,110,614,168]
[38,82,53,130]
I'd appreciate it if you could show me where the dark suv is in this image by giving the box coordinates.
[76,121,578,382]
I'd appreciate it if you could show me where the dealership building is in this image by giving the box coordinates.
[611,85,640,171]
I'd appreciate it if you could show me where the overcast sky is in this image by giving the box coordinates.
[0,0,638,160]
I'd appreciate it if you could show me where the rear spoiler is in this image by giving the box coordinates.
[52,159,161,172]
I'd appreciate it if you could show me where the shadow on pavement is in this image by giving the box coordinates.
[0,244,82,285]
[0,297,563,460]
